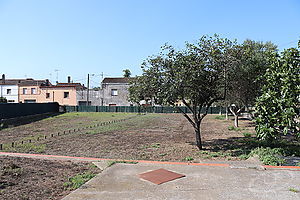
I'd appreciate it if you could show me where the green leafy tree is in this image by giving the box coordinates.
[129,35,235,150]
[123,69,131,78]
[226,40,277,127]
[255,45,300,142]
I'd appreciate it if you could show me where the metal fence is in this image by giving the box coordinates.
[64,105,227,114]
[0,102,59,119]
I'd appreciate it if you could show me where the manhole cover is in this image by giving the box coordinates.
[139,168,185,185]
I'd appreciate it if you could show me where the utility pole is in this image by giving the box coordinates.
[87,74,89,106]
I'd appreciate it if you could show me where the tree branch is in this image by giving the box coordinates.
[182,99,194,115]
[175,106,196,128]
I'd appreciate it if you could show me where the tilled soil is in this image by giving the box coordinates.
[1,113,255,162]
[18,114,254,161]
[0,156,101,200]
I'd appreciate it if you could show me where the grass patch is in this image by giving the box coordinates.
[199,151,232,159]
[289,188,299,193]
[63,172,96,190]
[228,126,242,131]
[107,160,138,167]
[215,115,226,120]
[2,143,46,153]
[242,132,252,137]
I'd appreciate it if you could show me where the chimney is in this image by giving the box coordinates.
[2,74,5,84]
[67,76,71,83]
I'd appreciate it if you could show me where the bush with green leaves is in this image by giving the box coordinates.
[255,46,300,143]
[249,147,286,166]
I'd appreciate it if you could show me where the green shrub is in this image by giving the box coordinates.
[249,147,285,166]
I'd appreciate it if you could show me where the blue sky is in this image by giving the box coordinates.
[0,0,299,87]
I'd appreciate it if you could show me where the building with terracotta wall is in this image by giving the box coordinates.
[39,83,84,106]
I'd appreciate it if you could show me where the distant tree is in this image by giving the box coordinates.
[255,44,300,142]
[129,35,235,150]
[92,87,101,91]
[123,69,131,78]
[0,97,7,103]
[225,40,277,127]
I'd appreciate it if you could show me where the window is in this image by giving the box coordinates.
[23,88,27,94]
[31,88,36,94]
[6,89,11,94]
[64,92,69,98]
[46,93,50,98]
[111,89,118,96]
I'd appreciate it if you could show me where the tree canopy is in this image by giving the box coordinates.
[225,40,278,126]
[123,69,131,78]
[129,35,235,149]
[255,45,300,142]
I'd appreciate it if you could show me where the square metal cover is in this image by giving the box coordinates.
[139,168,185,185]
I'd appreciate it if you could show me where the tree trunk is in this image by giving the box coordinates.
[194,123,203,150]
[219,107,222,115]
[234,114,239,127]
[225,106,229,120]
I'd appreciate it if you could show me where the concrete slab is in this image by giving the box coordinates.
[62,162,300,200]
[92,161,110,171]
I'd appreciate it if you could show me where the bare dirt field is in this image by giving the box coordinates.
[1,113,258,162]
[0,156,100,200]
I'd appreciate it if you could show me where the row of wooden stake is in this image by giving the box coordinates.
[0,116,137,151]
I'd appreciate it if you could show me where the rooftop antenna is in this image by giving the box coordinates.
[54,69,60,83]
[49,73,52,83]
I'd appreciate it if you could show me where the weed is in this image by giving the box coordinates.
[289,188,299,193]
[159,153,167,157]
[215,115,226,120]
[243,132,252,137]
[238,154,250,160]
[89,163,98,169]
[183,156,194,161]
[64,172,96,190]
[1,163,23,176]
[151,143,160,148]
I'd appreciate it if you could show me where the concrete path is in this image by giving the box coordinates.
[1,152,300,200]
[62,162,300,200]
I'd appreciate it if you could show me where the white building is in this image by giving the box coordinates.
[0,84,19,103]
